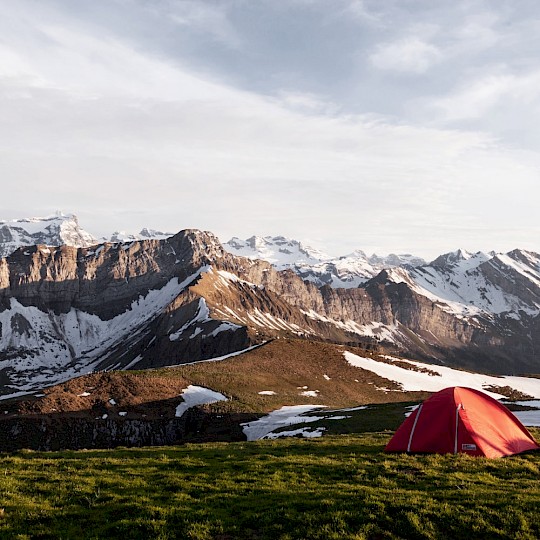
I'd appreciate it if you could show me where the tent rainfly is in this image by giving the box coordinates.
[385,386,540,458]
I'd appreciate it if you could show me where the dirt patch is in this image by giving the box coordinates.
[483,385,533,400]
[13,372,190,419]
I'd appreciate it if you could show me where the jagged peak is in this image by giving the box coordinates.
[505,248,540,263]
[431,248,474,267]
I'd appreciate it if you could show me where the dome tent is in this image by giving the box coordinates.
[385,387,539,458]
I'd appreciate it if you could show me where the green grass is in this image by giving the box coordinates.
[0,430,539,539]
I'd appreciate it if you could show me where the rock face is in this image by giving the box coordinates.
[0,409,248,451]
[0,229,539,397]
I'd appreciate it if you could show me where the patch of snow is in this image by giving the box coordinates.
[513,410,540,427]
[77,392,91,397]
[301,310,403,343]
[258,390,276,395]
[101,414,108,419]
[338,405,369,412]
[118,411,127,417]
[169,298,211,341]
[167,342,268,367]
[323,374,331,380]
[0,390,33,401]
[263,427,326,439]
[404,404,420,417]
[108,398,117,405]
[300,390,320,397]
[241,405,328,441]
[208,322,242,337]
[344,351,540,399]
[175,385,228,418]
[502,400,540,427]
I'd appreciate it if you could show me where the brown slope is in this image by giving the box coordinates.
[6,340,429,420]
[158,339,430,412]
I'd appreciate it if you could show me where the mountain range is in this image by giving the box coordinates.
[0,214,538,402]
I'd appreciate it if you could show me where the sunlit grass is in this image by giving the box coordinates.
[0,430,538,539]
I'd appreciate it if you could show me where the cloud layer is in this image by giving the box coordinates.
[0,0,538,258]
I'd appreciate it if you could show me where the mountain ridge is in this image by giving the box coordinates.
[0,226,538,401]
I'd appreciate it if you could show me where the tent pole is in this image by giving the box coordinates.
[407,404,423,452]
[454,404,462,454]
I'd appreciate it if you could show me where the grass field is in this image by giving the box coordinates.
[1,429,539,540]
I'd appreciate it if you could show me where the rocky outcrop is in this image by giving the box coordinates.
[0,408,249,451]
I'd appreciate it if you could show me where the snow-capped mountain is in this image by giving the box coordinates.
[0,217,539,399]
[0,213,96,258]
[107,228,174,243]
[225,235,329,267]
[224,235,426,287]
[385,248,540,320]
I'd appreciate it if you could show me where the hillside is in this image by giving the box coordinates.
[1,339,538,450]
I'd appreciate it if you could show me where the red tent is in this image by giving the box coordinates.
[385,387,540,458]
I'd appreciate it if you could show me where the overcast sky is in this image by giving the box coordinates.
[1,0,539,258]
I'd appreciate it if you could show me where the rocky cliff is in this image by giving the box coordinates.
[0,229,538,398]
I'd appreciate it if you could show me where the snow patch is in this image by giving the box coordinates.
[300,390,320,397]
[344,351,540,399]
[263,427,326,439]
[175,385,228,418]
[241,405,328,441]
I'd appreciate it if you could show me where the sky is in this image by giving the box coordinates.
[1,0,539,258]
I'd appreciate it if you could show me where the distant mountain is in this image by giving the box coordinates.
[107,228,174,243]
[224,235,426,287]
[0,213,177,259]
[0,214,539,400]
[0,213,96,257]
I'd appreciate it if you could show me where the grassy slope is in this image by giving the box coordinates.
[1,429,539,540]
[151,339,431,413]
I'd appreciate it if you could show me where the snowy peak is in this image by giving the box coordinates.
[0,213,96,258]
[224,235,328,268]
[224,235,426,288]
[432,249,473,267]
[367,253,426,268]
[108,228,174,243]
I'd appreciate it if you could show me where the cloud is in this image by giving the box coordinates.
[164,1,242,49]
[0,0,539,258]
[370,36,442,74]
[426,68,540,128]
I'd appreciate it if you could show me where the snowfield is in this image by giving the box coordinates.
[0,270,207,396]
[344,352,540,399]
